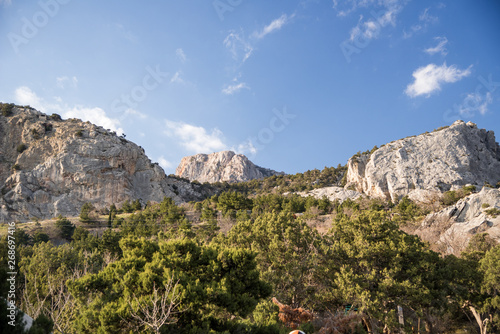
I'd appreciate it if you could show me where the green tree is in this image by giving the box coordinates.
[133,199,142,211]
[32,232,49,244]
[1,102,15,116]
[54,216,75,240]
[19,242,102,333]
[479,245,500,331]
[328,210,448,333]
[68,237,270,333]
[121,199,133,213]
[216,211,326,310]
[458,239,500,334]
[216,191,253,217]
[79,202,94,223]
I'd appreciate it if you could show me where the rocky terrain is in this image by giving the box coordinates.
[344,120,500,202]
[175,150,284,183]
[296,186,362,203]
[415,187,500,255]
[0,106,211,222]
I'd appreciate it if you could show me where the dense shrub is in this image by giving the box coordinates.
[1,103,14,116]
[16,143,27,153]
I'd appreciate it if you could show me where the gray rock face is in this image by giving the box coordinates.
[0,107,211,222]
[345,121,500,202]
[415,187,500,255]
[175,150,284,183]
[296,186,363,203]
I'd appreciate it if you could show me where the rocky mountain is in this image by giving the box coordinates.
[0,105,211,222]
[296,186,362,203]
[345,120,500,202]
[415,187,500,255]
[175,150,284,183]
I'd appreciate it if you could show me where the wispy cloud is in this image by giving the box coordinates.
[14,86,124,134]
[424,36,448,56]
[223,31,254,63]
[157,156,173,170]
[252,14,294,40]
[0,0,12,7]
[458,92,493,117]
[124,108,147,119]
[56,76,78,89]
[404,6,440,39]
[164,120,227,153]
[233,139,257,156]
[347,1,403,42]
[176,48,186,63]
[333,0,376,17]
[419,7,438,23]
[222,82,249,95]
[405,63,472,98]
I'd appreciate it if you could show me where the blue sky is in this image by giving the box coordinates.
[1,0,499,174]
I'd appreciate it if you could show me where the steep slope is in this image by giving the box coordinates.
[175,150,284,183]
[345,120,500,202]
[0,106,211,222]
[415,187,500,255]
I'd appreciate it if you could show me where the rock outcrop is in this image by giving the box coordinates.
[345,121,500,202]
[175,151,284,183]
[296,186,362,203]
[0,106,212,222]
[415,187,500,255]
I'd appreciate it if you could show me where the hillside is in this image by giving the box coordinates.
[0,104,213,222]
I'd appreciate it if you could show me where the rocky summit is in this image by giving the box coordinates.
[175,150,284,183]
[0,106,211,222]
[344,120,500,202]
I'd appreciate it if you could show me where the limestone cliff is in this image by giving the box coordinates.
[175,151,284,183]
[415,187,500,255]
[0,106,211,222]
[345,120,500,202]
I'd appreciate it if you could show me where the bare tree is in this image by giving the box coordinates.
[127,276,182,334]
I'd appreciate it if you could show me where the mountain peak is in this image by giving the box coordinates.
[175,151,284,183]
[344,120,500,202]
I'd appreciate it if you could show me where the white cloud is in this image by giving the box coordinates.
[64,106,124,134]
[253,14,293,40]
[424,36,448,55]
[124,108,147,119]
[419,7,438,23]
[14,86,43,108]
[348,4,400,42]
[223,31,254,63]
[1,0,12,6]
[224,13,294,64]
[14,86,124,134]
[222,82,249,95]
[56,76,78,89]
[164,120,227,153]
[176,48,186,63]
[157,156,173,170]
[233,139,258,156]
[458,92,493,117]
[405,63,472,98]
